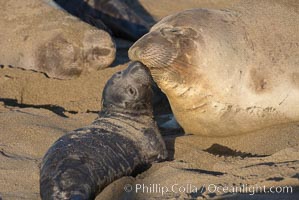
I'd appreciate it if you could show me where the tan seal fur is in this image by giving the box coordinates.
[129,0,299,136]
[0,0,115,79]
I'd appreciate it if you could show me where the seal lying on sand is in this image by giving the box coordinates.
[40,62,167,199]
[129,0,299,136]
[53,0,154,41]
[0,0,115,80]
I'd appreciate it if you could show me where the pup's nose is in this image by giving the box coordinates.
[127,61,148,74]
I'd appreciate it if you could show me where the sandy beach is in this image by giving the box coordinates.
[0,0,298,199]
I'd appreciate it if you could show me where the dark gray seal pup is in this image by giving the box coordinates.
[40,61,167,199]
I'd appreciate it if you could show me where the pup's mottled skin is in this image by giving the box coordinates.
[40,62,167,199]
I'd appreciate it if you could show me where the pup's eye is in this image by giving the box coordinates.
[127,86,137,96]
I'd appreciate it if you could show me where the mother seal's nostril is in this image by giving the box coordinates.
[128,46,142,60]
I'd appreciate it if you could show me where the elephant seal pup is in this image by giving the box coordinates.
[129,1,299,136]
[40,61,167,199]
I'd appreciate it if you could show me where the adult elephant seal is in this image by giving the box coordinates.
[129,0,299,136]
[40,61,167,199]
[0,0,115,80]
[53,0,154,41]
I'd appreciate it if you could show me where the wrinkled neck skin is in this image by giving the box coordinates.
[95,105,167,163]
[99,104,154,121]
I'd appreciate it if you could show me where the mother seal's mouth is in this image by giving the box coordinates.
[128,45,153,69]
